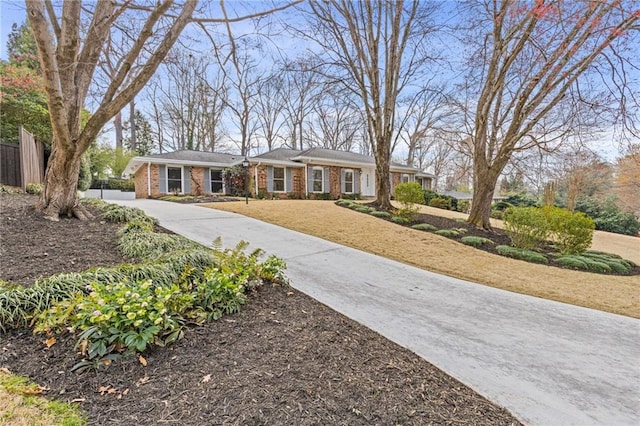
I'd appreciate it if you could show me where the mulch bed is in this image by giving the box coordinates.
[0,193,521,425]
[357,203,640,276]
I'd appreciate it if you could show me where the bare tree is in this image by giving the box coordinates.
[26,0,301,219]
[27,0,197,219]
[462,1,639,229]
[254,72,288,151]
[305,0,438,209]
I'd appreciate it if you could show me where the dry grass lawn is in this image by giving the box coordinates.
[207,200,640,319]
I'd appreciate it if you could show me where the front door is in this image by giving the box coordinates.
[360,168,375,197]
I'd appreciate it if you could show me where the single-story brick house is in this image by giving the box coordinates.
[123,148,435,199]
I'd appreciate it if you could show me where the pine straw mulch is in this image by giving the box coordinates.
[0,193,521,425]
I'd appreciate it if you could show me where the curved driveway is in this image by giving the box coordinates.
[115,199,640,426]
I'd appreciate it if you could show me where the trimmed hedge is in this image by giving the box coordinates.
[496,245,548,264]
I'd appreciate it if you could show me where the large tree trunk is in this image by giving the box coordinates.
[37,142,92,221]
[467,164,501,230]
[374,142,392,210]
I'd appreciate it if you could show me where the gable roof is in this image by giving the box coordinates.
[123,150,243,176]
[292,148,417,172]
[251,148,305,167]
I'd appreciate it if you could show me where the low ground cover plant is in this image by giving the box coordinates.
[335,200,636,275]
[0,202,288,372]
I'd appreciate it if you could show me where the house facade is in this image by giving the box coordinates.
[124,148,435,199]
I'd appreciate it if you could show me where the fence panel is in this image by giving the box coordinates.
[19,127,43,191]
[0,142,21,187]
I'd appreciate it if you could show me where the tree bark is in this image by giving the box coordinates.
[375,146,392,210]
[467,161,501,230]
[37,142,92,221]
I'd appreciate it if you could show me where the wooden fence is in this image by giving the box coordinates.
[0,127,44,189]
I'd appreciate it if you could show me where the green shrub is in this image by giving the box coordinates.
[391,216,409,224]
[542,206,594,254]
[335,199,353,207]
[428,197,452,210]
[25,183,43,195]
[370,210,392,219]
[461,236,494,247]
[456,200,470,213]
[575,196,640,236]
[77,154,92,191]
[555,256,588,270]
[355,206,374,213]
[411,223,438,232]
[556,252,632,273]
[312,192,334,200]
[107,179,135,192]
[394,182,423,220]
[496,245,548,264]
[490,210,504,219]
[340,193,360,200]
[117,230,201,261]
[492,201,514,212]
[422,189,438,205]
[503,207,549,249]
[504,194,539,207]
[435,229,459,238]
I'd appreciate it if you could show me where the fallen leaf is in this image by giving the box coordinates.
[0,367,11,375]
[101,359,112,366]
[98,385,117,395]
[44,337,57,348]
[202,374,212,383]
[22,388,43,395]
[138,355,147,366]
[71,398,86,403]
[136,376,150,387]
[122,388,130,395]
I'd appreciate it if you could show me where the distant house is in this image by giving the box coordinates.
[124,148,436,199]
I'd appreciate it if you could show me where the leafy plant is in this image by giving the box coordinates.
[496,245,548,264]
[390,216,409,224]
[370,210,392,219]
[428,197,452,210]
[394,182,423,220]
[355,206,374,213]
[461,236,494,247]
[503,207,549,250]
[575,196,640,236]
[435,229,459,238]
[25,182,42,194]
[411,223,438,232]
[542,206,594,254]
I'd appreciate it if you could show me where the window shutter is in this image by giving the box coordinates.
[323,167,329,193]
[159,165,167,193]
[340,169,346,193]
[307,167,313,192]
[354,170,360,193]
[267,166,273,192]
[183,167,191,194]
[286,168,293,193]
[204,169,211,193]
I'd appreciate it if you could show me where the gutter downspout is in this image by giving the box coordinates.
[304,163,308,197]
[254,162,260,196]
[147,162,151,197]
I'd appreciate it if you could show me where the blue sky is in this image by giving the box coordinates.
[0,0,26,60]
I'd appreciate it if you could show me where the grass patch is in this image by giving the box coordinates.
[496,245,548,264]
[0,370,86,425]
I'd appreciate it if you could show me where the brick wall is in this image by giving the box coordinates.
[190,167,205,195]
[134,163,161,199]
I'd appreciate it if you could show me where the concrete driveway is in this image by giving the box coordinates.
[115,199,640,426]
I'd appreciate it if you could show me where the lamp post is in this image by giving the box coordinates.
[242,156,249,205]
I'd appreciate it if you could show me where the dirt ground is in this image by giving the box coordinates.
[209,200,640,319]
[0,193,521,425]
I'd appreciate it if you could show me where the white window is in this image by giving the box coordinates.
[273,167,285,192]
[167,166,182,193]
[312,167,323,192]
[344,169,354,193]
[210,169,224,193]
[402,174,411,183]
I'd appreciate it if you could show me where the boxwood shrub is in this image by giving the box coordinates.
[496,245,548,264]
